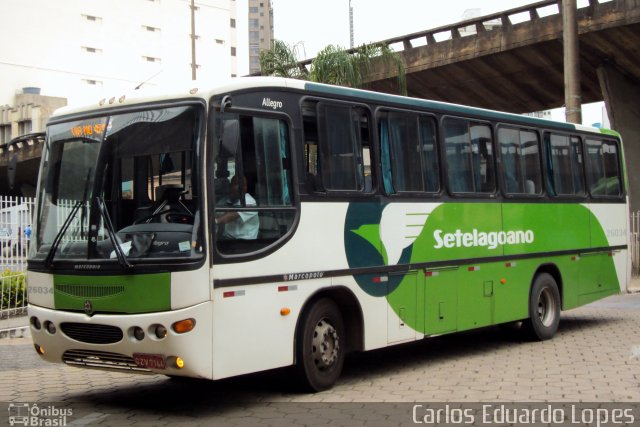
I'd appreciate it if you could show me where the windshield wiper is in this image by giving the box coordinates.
[44,168,93,268]
[44,201,82,268]
[96,196,133,269]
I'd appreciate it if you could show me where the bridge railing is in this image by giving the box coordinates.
[378,0,575,51]
[295,0,609,72]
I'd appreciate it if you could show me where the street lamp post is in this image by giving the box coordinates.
[190,0,197,80]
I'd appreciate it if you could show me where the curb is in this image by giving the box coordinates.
[0,326,30,339]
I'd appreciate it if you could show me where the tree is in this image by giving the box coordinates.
[259,40,308,79]
[260,40,407,96]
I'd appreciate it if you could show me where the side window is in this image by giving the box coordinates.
[545,133,585,197]
[213,113,295,256]
[585,138,622,197]
[498,127,542,195]
[444,118,495,194]
[379,111,439,194]
[303,101,371,192]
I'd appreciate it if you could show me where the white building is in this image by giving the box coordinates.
[248,0,274,74]
[0,0,248,108]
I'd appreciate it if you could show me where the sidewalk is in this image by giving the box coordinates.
[628,277,640,293]
[0,315,29,338]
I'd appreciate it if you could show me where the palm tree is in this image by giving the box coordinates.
[260,40,407,95]
[311,43,407,95]
[259,40,308,79]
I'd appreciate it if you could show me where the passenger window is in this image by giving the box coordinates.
[585,138,622,197]
[303,101,371,192]
[545,133,585,197]
[444,118,495,194]
[213,113,295,256]
[379,111,439,194]
[498,127,542,195]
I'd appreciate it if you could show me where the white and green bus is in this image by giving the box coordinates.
[27,78,628,391]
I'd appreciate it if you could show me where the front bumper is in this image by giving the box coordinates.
[28,301,213,379]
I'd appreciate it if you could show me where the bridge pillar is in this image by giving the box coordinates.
[563,0,582,124]
[597,63,640,212]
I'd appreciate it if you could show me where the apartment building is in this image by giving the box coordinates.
[248,0,274,74]
[0,0,242,108]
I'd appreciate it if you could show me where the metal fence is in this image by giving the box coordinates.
[0,196,33,320]
[630,211,640,278]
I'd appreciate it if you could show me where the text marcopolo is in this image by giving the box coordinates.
[433,228,535,250]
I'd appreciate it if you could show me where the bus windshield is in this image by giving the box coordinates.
[31,104,204,268]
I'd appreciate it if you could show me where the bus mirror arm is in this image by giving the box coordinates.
[220,95,232,113]
[215,95,234,153]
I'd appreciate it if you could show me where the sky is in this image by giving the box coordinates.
[268,0,607,126]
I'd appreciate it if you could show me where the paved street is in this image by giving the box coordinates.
[1,293,639,426]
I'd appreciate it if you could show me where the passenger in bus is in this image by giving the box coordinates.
[215,175,259,240]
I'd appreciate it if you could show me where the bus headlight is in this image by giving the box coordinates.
[44,321,56,335]
[133,327,145,341]
[154,325,167,339]
[30,317,41,330]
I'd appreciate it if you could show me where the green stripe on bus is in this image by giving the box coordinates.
[599,128,622,137]
[53,272,171,314]
[345,202,620,335]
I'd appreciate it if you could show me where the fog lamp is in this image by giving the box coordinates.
[175,357,185,369]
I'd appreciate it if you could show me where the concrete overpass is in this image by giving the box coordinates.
[0,133,43,197]
[363,0,640,112]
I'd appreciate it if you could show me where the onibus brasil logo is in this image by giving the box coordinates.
[8,403,72,426]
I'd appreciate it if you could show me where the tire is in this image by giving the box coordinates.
[296,298,345,392]
[523,273,561,341]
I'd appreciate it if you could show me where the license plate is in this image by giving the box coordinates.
[133,353,166,370]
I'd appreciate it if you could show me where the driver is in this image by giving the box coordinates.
[215,175,259,240]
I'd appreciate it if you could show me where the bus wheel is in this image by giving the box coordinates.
[523,273,561,341]
[296,298,345,392]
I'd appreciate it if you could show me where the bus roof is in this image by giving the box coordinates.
[50,77,615,137]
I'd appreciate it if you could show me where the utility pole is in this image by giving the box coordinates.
[190,0,197,80]
[563,0,582,124]
[349,0,354,49]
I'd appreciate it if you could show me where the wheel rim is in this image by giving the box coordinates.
[537,287,557,327]
[311,318,340,371]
